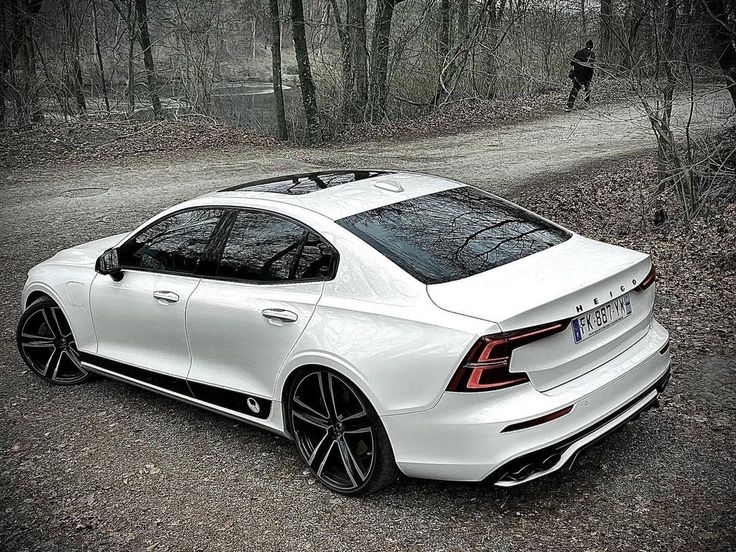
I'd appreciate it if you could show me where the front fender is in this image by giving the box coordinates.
[21,265,98,352]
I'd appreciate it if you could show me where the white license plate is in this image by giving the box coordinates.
[572,293,632,343]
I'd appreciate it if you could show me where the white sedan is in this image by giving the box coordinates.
[17,171,670,495]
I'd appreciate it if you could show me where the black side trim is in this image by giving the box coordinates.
[189,381,271,419]
[80,352,193,396]
[78,352,272,420]
[488,366,671,484]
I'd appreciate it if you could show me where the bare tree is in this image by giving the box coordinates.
[346,0,368,121]
[63,0,87,114]
[436,0,495,105]
[600,0,613,60]
[328,0,353,120]
[135,0,162,117]
[291,0,322,144]
[1,0,43,126]
[701,0,736,109]
[459,0,469,38]
[109,0,138,113]
[580,0,587,35]
[20,0,43,122]
[367,0,406,122]
[91,0,111,112]
[269,0,288,140]
[439,0,450,58]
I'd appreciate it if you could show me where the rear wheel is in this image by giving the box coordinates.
[288,368,399,495]
[16,297,90,385]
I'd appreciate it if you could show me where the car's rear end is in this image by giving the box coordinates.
[337,183,670,484]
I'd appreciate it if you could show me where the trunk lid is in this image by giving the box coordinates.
[427,235,655,391]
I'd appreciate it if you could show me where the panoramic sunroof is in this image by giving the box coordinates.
[220,170,391,195]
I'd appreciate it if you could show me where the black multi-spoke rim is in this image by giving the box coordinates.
[291,371,375,492]
[18,305,87,384]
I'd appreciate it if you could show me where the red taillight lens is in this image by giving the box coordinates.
[634,263,656,292]
[447,319,570,392]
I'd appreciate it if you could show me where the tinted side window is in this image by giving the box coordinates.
[295,233,334,279]
[217,211,306,282]
[337,187,570,285]
[120,209,224,274]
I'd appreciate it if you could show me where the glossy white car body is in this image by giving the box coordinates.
[20,171,671,486]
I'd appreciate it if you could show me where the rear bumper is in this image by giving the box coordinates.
[382,319,670,483]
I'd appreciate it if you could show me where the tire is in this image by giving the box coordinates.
[16,296,91,385]
[287,368,399,496]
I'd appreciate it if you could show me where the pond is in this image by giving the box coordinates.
[39,80,297,132]
[210,81,295,131]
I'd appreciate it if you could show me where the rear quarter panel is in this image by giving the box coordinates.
[274,227,495,416]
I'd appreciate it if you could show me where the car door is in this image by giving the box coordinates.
[185,208,337,416]
[89,208,226,381]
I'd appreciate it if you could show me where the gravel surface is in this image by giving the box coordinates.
[1,95,735,551]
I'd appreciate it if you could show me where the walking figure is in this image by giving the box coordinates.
[565,40,595,111]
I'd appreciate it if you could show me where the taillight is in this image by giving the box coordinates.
[447,319,570,392]
[634,264,656,292]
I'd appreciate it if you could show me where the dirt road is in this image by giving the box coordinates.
[1,88,734,551]
[2,89,732,226]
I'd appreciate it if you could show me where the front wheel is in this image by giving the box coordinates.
[16,297,91,385]
[288,368,399,495]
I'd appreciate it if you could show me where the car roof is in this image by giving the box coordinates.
[201,170,464,221]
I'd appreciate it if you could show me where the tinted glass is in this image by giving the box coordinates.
[218,211,333,282]
[121,209,224,274]
[295,233,334,279]
[337,187,570,285]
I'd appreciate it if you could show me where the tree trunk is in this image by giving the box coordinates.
[269,0,288,140]
[290,0,322,144]
[91,0,110,112]
[328,0,354,121]
[2,0,43,125]
[328,0,353,121]
[346,0,368,121]
[127,21,135,113]
[125,0,136,113]
[436,0,493,105]
[621,0,644,68]
[135,0,162,118]
[368,0,405,122]
[599,0,613,60]
[64,0,86,114]
[21,4,42,121]
[439,0,450,58]
[459,0,469,38]
[704,0,736,109]
[484,0,500,98]
[580,0,586,35]
[0,4,6,123]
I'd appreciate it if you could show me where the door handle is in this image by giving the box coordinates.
[153,290,180,303]
[261,308,298,323]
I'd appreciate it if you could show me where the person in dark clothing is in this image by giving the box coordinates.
[565,40,595,111]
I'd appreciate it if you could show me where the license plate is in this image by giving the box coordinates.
[572,293,632,343]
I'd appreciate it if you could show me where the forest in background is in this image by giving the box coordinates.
[2,0,734,133]
[2,0,735,222]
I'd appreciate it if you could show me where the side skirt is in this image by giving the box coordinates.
[78,352,284,436]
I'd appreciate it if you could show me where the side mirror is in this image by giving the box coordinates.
[95,248,123,281]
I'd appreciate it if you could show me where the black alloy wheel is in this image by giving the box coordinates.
[288,368,398,495]
[17,297,90,385]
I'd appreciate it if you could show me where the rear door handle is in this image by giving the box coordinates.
[153,290,180,303]
[261,308,298,323]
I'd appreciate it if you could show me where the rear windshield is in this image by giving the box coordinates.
[336,186,571,285]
